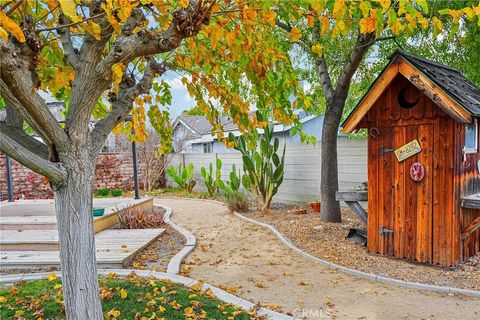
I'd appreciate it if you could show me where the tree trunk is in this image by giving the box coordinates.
[55,152,103,320]
[320,100,344,223]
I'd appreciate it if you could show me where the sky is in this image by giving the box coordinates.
[161,71,196,118]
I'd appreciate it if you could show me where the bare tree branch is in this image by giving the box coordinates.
[91,58,168,155]
[334,32,375,101]
[2,101,49,159]
[0,129,66,185]
[64,2,114,137]
[316,55,335,104]
[0,122,49,159]
[0,76,68,148]
[96,1,213,76]
[57,14,79,69]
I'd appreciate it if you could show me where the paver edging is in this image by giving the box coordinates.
[232,210,480,298]
[157,197,480,298]
[0,269,297,320]
[157,204,196,275]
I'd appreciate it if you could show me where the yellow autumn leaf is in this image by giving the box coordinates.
[180,0,189,9]
[311,0,324,14]
[112,63,126,91]
[333,0,346,17]
[46,0,58,11]
[211,27,223,50]
[84,20,102,40]
[0,296,7,303]
[159,305,166,312]
[359,12,376,34]
[289,27,302,42]
[0,26,8,41]
[432,16,442,36]
[54,283,62,289]
[58,0,81,23]
[390,20,403,35]
[375,0,391,12]
[46,273,58,281]
[184,307,195,316]
[0,11,26,42]
[117,0,133,22]
[170,300,181,310]
[119,288,127,298]
[320,16,329,34]
[311,44,323,57]
[105,308,121,318]
[359,1,371,17]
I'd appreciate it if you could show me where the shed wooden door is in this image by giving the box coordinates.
[376,123,434,263]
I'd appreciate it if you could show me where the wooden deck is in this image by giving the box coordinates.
[0,228,164,269]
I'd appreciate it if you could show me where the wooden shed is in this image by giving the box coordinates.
[343,50,480,266]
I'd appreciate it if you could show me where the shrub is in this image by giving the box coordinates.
[111,189,122,197]
[166,163,196,192]
[231,120,285,211]
[95,188,110,197]
[117,206,165,229]
[201,158,223,196]
[224,191,250,212]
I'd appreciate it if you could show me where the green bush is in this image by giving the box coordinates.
[231,120,285,211]
[166,163,196,192]
[95,188,109,197]
[201,158,223,196]
[224,191,250,212]
[111,189,122,197]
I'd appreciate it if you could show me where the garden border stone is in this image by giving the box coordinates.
[158,204,197,275]
[157,197,480,298]
[0,269,297,320]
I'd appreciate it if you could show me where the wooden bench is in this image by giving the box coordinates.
[460,194,480,240]
[336,191,368,226]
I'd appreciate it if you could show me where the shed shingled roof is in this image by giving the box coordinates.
[396,50,480,116]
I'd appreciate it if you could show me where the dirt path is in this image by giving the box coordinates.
[156,198,479,320]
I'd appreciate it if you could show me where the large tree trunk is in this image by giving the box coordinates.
[320,99,345,223]
[55,151,103,320]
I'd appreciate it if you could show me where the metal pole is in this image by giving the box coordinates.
[132,141,140,199]
[5,156,14,202]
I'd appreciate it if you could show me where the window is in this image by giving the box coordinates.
[464,119,478,153]
[203,143,212,153]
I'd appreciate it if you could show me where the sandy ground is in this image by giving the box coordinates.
[156,198,479,320]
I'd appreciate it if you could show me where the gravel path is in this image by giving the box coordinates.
[156,198,480,320]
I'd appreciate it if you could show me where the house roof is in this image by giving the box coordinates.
[174,110,317,141]
[398,51,480,115]
[174,115,214,136]
[342,50,480,133]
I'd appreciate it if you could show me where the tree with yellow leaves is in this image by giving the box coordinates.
[0,1,301,318]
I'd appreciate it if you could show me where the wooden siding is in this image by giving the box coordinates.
[454,124,480,261]
[365,74,463,266]
[166,138,368,204]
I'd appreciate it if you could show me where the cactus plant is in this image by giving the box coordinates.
[227,164,242,192]
[231,122,285,211]
[201,158,223,196]
[166,163,196,192]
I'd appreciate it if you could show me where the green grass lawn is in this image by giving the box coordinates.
[0,272,260,319]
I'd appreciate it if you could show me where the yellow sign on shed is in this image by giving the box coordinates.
[394,139,422,162]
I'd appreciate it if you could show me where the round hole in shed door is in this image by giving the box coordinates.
[397,86,420,109]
